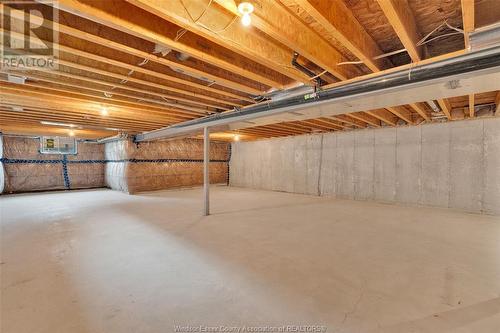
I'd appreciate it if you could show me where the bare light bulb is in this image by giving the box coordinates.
[68,130,75,137]
[234,134,241,141]
[100,106,109,116]
[241,13,251,26]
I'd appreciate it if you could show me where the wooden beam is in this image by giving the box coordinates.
[408,102,431,121]
[495,91,500,115]
[386,106,414,124]
[2,71,218,115]
[316,118,350,130]
[58,59,243,108]
[48,16,264,96]
[0,123,116,139]
[55,0,288,89]
[295,0,427,127]
[437,99,452,120]
[17,68,231,110]
[3,5,264,96]
[1,80,205,118]
[4,28,252,104]
[461,0,475,120]
[0,83,194,121]
[211,0,359,80]
[0,111,158,132]
[461,0,475,49]
[299,120,334,132]
[376,0,423,61]
[0,97,187,123]
[123,0,311,84]
[331,115,366,128]
[311,118,344,131]
[270,124,310,135]
[375,2,455,122]
[293,0,391,71]
[365,109,398,126]
[468,94,475,117]
[0,104,173,127]
[346,112,381,127]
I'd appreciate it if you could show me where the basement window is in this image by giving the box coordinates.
[40,136,77,155]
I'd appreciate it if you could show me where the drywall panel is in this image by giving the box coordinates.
[354,130,375,200]
[336,131,355,199]
[421,123,450,207]
[373,128,397,202]
[449,120,483,212]
[396,126,422,204]
[319,133,336,196]
[483,117,500,215]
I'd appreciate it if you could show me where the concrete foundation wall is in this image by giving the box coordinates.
[230,117,500,215]
[104,138,230,194]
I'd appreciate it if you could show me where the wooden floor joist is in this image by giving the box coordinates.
[1,0,497,139]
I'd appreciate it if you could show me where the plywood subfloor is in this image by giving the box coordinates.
[1,187,500,333]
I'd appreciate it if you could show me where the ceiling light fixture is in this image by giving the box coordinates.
[234,134,241,141]
[238,2,254,27]
[100,106,109,116]
[40,121,78,128]
[68,130,75,137]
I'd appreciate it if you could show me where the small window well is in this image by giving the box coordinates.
[40,136,77,155]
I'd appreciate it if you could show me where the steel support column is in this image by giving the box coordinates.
[203,127,210,216]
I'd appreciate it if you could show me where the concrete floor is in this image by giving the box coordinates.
[1,186,500,333]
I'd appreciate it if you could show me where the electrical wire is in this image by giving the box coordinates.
[308,70,328,80]
[180,0,213,23]
[337,20,464,67]
[175,28,188,41]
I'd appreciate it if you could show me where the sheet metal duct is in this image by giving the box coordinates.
[470,22,500,51]
[135,45,500,142]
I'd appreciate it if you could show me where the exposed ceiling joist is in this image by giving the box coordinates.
[55,0,288,89]
[461,0,475,119]
[3,28,251,106]
[408,103,431,121]
[469,94,475,117]
[365,109,398,126]
[211,0,359,80]
[57,59,243,108]
[495,91,500,115]
[347,112,382,128]
[437,99,453,119]
[376,0,452,120]
[461,0,475,49]
[123,0,312,84]
[376,0,423,61]
[0,83,195,121]
[292,0,391,72]
[385,106,413,124]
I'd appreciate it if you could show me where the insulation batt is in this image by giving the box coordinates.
[105,138,230,194]
[1,136,104,193]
